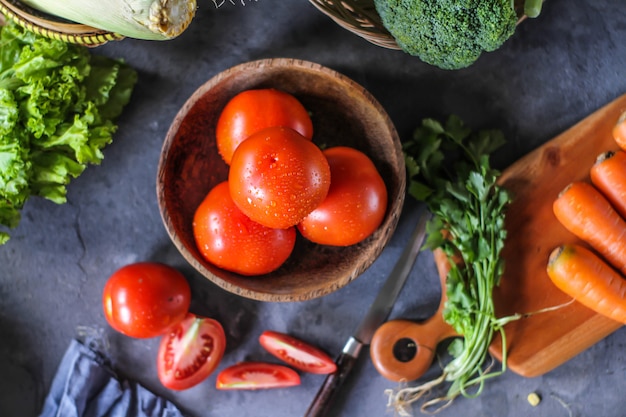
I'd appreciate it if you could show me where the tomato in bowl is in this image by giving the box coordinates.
[157,58,405,302]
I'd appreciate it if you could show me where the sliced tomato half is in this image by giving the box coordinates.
[259,330,337,374]
[216,362,301,390]
[157,313,226,391]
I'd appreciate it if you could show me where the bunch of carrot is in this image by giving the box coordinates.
[548,112,626,324]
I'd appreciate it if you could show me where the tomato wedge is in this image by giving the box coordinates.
[216,362,301,390]
[157,313,226,391]
[259,330,337,374]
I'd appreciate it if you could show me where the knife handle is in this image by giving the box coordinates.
[303,352,358,417]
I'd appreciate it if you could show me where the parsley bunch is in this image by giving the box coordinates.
[394,115,513,412]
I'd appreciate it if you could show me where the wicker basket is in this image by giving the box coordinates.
[308,0,532,50]
[0,0,123,46]
[308,0,400,49]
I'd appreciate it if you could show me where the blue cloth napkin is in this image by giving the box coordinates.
[39,339,185,417]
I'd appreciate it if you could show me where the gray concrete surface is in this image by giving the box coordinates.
[2,1,626,416]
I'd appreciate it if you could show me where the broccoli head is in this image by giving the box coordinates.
[374,0,518,70]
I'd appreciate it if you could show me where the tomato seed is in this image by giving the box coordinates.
[172,337,214,380]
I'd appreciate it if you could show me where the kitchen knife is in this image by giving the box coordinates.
[303,209,430,417]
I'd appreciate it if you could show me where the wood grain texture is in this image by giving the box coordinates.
[157,58,406,302]
[433,94,626,378]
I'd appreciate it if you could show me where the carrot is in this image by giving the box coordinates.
[547,244,626,324]
[590,150,626,218]
[612,110,626,151]
[553,181,626,276]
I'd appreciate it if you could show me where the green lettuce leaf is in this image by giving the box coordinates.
[0,19,137,243]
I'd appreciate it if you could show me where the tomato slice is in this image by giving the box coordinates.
[259,330,337,374]
[157,313,226,391]
[216,362,301,390]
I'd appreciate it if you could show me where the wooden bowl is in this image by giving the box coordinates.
[157,58,405,302]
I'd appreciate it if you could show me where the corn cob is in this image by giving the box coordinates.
[19,0,197,40]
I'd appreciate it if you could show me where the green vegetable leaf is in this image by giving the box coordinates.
[87,55,138,120]
[0,134,30,201]
[401,115,513,406]
[0,20,137,243]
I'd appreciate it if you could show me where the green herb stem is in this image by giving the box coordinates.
[392,115,516,412]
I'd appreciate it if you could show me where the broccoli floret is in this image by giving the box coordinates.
[374,0,518,70]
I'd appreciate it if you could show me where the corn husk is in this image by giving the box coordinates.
[19,0,197,40]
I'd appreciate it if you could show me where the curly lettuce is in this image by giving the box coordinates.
[0,20,137,244]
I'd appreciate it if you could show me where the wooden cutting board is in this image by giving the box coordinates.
[434,94,626,378]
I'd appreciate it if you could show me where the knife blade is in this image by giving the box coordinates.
[303,208,430,417]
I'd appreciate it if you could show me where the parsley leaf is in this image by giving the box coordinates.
[394,115,513,410]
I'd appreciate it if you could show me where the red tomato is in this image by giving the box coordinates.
[298,146,388,246]
[102,263,191,339]
[229,126,331,229]
[193,181,296,275]
[216,362,301,390]
[157,313,226,391]
[216,88,314,165]
[259,330,337,374]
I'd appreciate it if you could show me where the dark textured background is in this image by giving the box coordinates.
[1,1,626,416]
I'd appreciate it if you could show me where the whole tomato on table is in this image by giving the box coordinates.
[102,262,191,338]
